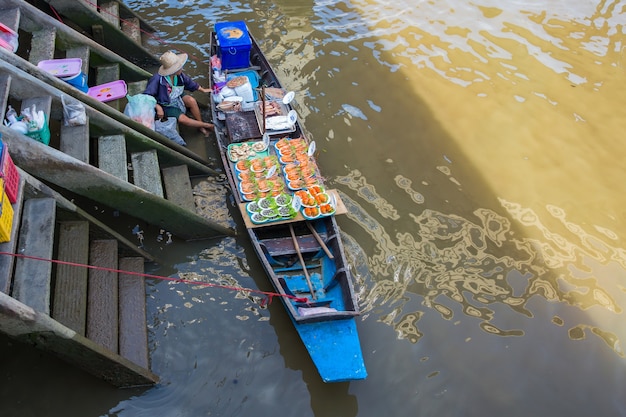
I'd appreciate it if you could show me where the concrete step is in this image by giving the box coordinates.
[52,220,90,335]
[0,7,20,34]
[11,197,56,315]
[118,256,148,368]
[21,96,52,122]
[99,2,120,29]
[121,17,141,44]
[131,150,164,197]
[98,134,128,181]
[60,117,91,163]
[0,74,11,118]
[95,63,121,110]
[87,239,119,352]
[127,80,147,96]
[28,27,56,65]
[65,45,91,73]
[162,165,196,212]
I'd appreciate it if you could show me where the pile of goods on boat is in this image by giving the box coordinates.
[210,21,340,226]
[231,135,336,224]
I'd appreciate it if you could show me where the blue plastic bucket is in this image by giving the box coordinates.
[61,72,88,93]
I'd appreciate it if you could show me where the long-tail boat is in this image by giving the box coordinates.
[208,21,367,382]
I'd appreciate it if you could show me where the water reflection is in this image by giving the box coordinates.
[336,167,626,356]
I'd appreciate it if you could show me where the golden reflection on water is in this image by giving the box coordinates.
[338,165,626,356]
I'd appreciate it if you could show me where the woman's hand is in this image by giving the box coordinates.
[198,86,211,94]
[155,104,164,120]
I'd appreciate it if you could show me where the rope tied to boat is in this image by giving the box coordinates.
[0,251,309,305]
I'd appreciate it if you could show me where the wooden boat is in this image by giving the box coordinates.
[209,24,367,382]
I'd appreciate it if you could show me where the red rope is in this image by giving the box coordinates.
[49,5,64,24]
[0,251,309,305]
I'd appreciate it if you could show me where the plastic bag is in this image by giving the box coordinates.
[124,94,156,129]
[154,117,186,146]
[61,94,87,126]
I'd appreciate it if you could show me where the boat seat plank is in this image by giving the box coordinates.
[260,233,327,257]
[53,221,90,335]
[118,257,149,369]
[162,165,196,212]
[283,272,324,294]
[87,239,119,352]
[12,197,56,314]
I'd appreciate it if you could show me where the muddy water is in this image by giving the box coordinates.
[2,1,626,416]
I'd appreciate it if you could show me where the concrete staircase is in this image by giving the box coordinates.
[0,167,157,387]
[0,1,234,239]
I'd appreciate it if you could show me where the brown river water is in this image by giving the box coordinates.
[2,1,626,416]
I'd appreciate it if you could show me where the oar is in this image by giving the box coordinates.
[289,224,317,300]
[306,222,334,259]
[261,85,266,134]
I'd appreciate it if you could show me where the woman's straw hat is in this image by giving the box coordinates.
[158,51,188,76]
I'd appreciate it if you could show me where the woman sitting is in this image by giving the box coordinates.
[144,51,214,136]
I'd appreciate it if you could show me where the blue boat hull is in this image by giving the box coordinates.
[294,317,367,382]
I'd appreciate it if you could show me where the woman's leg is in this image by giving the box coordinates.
[180,95,213,136]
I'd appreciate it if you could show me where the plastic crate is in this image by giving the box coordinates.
[0,147,20,203]
[215,21,251,70]
[0,188,14,243]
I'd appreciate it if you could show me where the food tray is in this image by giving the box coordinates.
[253,100,295,135]
[37,58,82,78]
[88,80,127,102]
[228,141,269,162]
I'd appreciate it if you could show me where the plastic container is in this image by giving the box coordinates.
[0,23,18,52]
[0,147,20,204]
[37,58,82,78]
[0,188,14,243]
[25,114,51,145]
[88,80,127,102]
[215,21,251,70]
[61,71,89,93]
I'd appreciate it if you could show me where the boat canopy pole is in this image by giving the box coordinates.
[289,224,317,299]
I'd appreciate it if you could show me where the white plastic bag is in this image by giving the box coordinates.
[124,94,156,129]
[61,94,87,126]
[155,117,186,146]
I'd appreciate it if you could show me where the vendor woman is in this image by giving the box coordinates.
[144,51,214,137]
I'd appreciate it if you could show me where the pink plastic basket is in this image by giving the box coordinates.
[88,80,127,102]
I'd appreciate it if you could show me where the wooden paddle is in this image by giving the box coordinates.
[261,85,266,134]
[289,224,317,300]
[306,222,334,259]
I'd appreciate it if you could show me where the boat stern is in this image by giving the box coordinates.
[296,318,367,383]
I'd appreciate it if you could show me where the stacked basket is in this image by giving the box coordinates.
[0,137,19,243]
